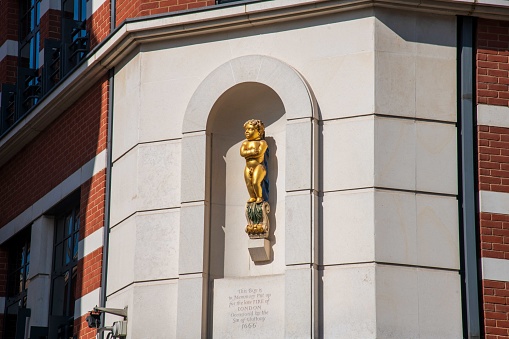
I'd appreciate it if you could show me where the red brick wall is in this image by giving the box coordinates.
[0,0,18,47]
[88,0,111,50]
[477,18,509,339]
[39,9,62,49]
[81,169,106,238]
[116,0,142,27]
[0,56,17,84]
[68,168,105,338]
[483,280,509,339]
[115,0,214,27]
[477,19,509,107]
[0,0,18,84]
[0,77,108,228]
[478,125,509,193]
[74,170,105,337]
[480,212,509,260]
[138,0,215,17]
[75,314,98,339]
[75,247,103,300]
[73,244,103,338]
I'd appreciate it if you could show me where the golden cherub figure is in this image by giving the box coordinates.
[240,119,268,204]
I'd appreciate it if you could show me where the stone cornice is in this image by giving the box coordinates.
[0,0,508,167]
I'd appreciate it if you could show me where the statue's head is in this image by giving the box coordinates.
[243,119,265,140]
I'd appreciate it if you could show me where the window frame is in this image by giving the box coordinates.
[2,227,32,339]
[49,203,81,339]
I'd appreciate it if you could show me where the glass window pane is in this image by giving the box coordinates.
[20,41,31,69]
[52,203,80,325]
[56,217,65,243]
[74,210,80,231]
[7,271,18,296]
[73,233,79,262]
[36,0,40,26]
[65,237,72,265]
[69,266,77,316]
[73,0,78,20]
[26,242,30,266]
[80,0,86,21]
[12,245,22,270]
[29,38,35,69]
[34,31,40,69]
[17,269,23,294]
[63,270,71,315]
[21,246,26,267]
[30,7,35,31]
[54,243,63,270]
[24,265,30,290]
[65,215,73,236]
[51,275,65,316]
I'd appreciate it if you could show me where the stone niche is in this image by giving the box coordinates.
[207,81,286,336]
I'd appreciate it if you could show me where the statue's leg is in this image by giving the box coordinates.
[252,165,266,203]
[245,166,256,202]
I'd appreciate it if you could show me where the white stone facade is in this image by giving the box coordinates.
[107,4,462,338]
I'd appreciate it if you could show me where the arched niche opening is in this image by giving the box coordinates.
[207,82,286,279]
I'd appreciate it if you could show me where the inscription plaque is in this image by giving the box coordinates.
[213,275,284,338]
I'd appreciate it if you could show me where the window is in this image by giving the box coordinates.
[42,0,89,99]
[0,0,89,138]
[18,0,42,114]
[49,204,80,339]
[62,0,88,72]
[3,228,31,339]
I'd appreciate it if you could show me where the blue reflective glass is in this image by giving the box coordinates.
[30,7,35,31]
[66,215,73,236]
[35,32,39,68]
[81,0,86,21]
[73,233,79,260]
[74,0,78,20]
[36,0,40,25]
[65,237,72,264]
[29,38,35,69]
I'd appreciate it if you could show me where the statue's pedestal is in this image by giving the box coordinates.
[248,238,271,262]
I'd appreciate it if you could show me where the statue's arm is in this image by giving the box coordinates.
[240,143,248,157]
[259,140,268,155]
[240,142,254,158]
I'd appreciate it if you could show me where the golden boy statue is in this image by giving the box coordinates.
[240,119,268,203]
[240,119,270,238]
